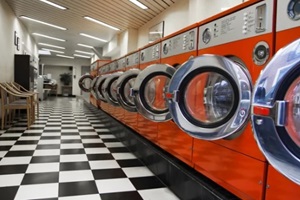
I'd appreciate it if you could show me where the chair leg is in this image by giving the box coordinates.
[36,103,39,118]
[27,108,31,129]
[1,108,5,130]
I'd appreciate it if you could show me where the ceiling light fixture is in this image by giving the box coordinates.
[41,48,64,54]
[129,0,148,9]
[20,16,67,30]
[56,54,74,59]
[77,43,93,48]
[39,0,67,10]
[75,50,93,55]
[38,43,65,49]
[74,54,91,59]
[83,16,120,31]
[80,33,107,42]
[33,33,66,42]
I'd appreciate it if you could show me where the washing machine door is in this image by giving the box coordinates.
[90,76,99,99]
[166,55,251,140]
[103,72,123,106]
[95,74,110,102]
[132,64,176,122]
[252,39,300,184]
[116,69,140,112]
[78,74,93,92]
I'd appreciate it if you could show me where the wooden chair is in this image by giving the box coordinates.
[0,83,32,129]
[9,82,39,117]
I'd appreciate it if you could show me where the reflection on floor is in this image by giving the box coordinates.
[0,97,179,200]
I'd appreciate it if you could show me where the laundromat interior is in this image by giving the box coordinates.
[0,0,299,199]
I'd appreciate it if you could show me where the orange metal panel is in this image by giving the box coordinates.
[265,166,300,200]
[193,139,266,200]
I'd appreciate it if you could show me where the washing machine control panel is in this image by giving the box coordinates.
[161,27,197,58]
[117,57,126,70]
[198,0,273,49]
[126,52,139,68]
[140,43,161,64]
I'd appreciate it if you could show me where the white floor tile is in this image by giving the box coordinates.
[44,127,61,130]
[0,141,16,146]
[18,136,41,141]
[61,124,77,127]
[0,133,22,137]
[99,134,116,139]
[112,153,137,160]
[10,145,37,151]
[0,174,24,187]
[78,126,94,130]
[46,123,61,125]
[123,167,154,178]
[8,127,27,131]
[61,129,78,133]
[89,160,120,170]
[138,188,180,200]
[59,194,101,200]
[38,139,61,144]
[79,132,98,136]
[60,143,84,149]
[15,183,59,200]
[24,129,43,133]
[96,178,135,194]
[0,151,7,157]
[33,149,60,156]
[61,135,81,140]
[105,142,125,148]
[30,124,46,128]
[60,154,88,162]
[42,132,61,136]
[95,129,110,132]
[26,163,60,173]
[0,156,31,165]
[84,148,110,154]
[81,139,103,143]
[59,170,94,183]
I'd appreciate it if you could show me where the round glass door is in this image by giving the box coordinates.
[90,76,99,99]
[132,64,176,122]
[252,38,300,184]
[116,69,140,112]
[103,72,123,106]
[167,55,251,140]
[78,74,93,92]
[95,75,109,102]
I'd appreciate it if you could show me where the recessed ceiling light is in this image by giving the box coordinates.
[39,0,67,10]
[33,33,66,42]
[41,48,65,54]
[20,16,67,30]
[57,54,74,59]
[75,50,93,55]
[74,54,91,59]
[80,33,107,42]
[77,43,93,48]
[129,0,148,9]
[84,16,120,31]
[38,43,65,49]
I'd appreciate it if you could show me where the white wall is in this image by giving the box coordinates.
[39,56,90,96]
[0,0,38,82]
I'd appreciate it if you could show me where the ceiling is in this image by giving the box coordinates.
[5,0,178,59]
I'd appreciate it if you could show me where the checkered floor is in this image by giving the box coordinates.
[0,98,179,200]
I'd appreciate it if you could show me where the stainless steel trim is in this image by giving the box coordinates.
[103,72,123,106]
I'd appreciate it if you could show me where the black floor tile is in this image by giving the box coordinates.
[0,146,12,151]
[61,132,79,136]
[59,181,98,197]
[21,172,59,184]
[0,186,19,200]
[0,165,28,175]
[5,150,34,157]
[61,139,82,144]
[30,155,60,163]
[83,143,106,148]
[61,127,77,129]
[22,133,42,136]
[36,144,60,149]
[60,162,90,171]
[41,136,61,140]
[130,176,165,190]
[15,140,39,145]
[60,149,85,155]
[117,159,144,168]
[80,135,100,139]
[43,130,61,133]
[100,191,143,200]
[0,137,19,141]
[102,138,119,143]
[108,147,130,153]
[92,168,126,180]
[87,154,114,161]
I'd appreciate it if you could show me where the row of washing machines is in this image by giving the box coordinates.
[78,0,300,199]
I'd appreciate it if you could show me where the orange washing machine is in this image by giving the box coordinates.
[96,63,112,113]
[154,23,199,166]
[103,58,125,122]
[116,51,140,131]
[251,0,300,199]
[131,41,161,144]
[165,0,274,199]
